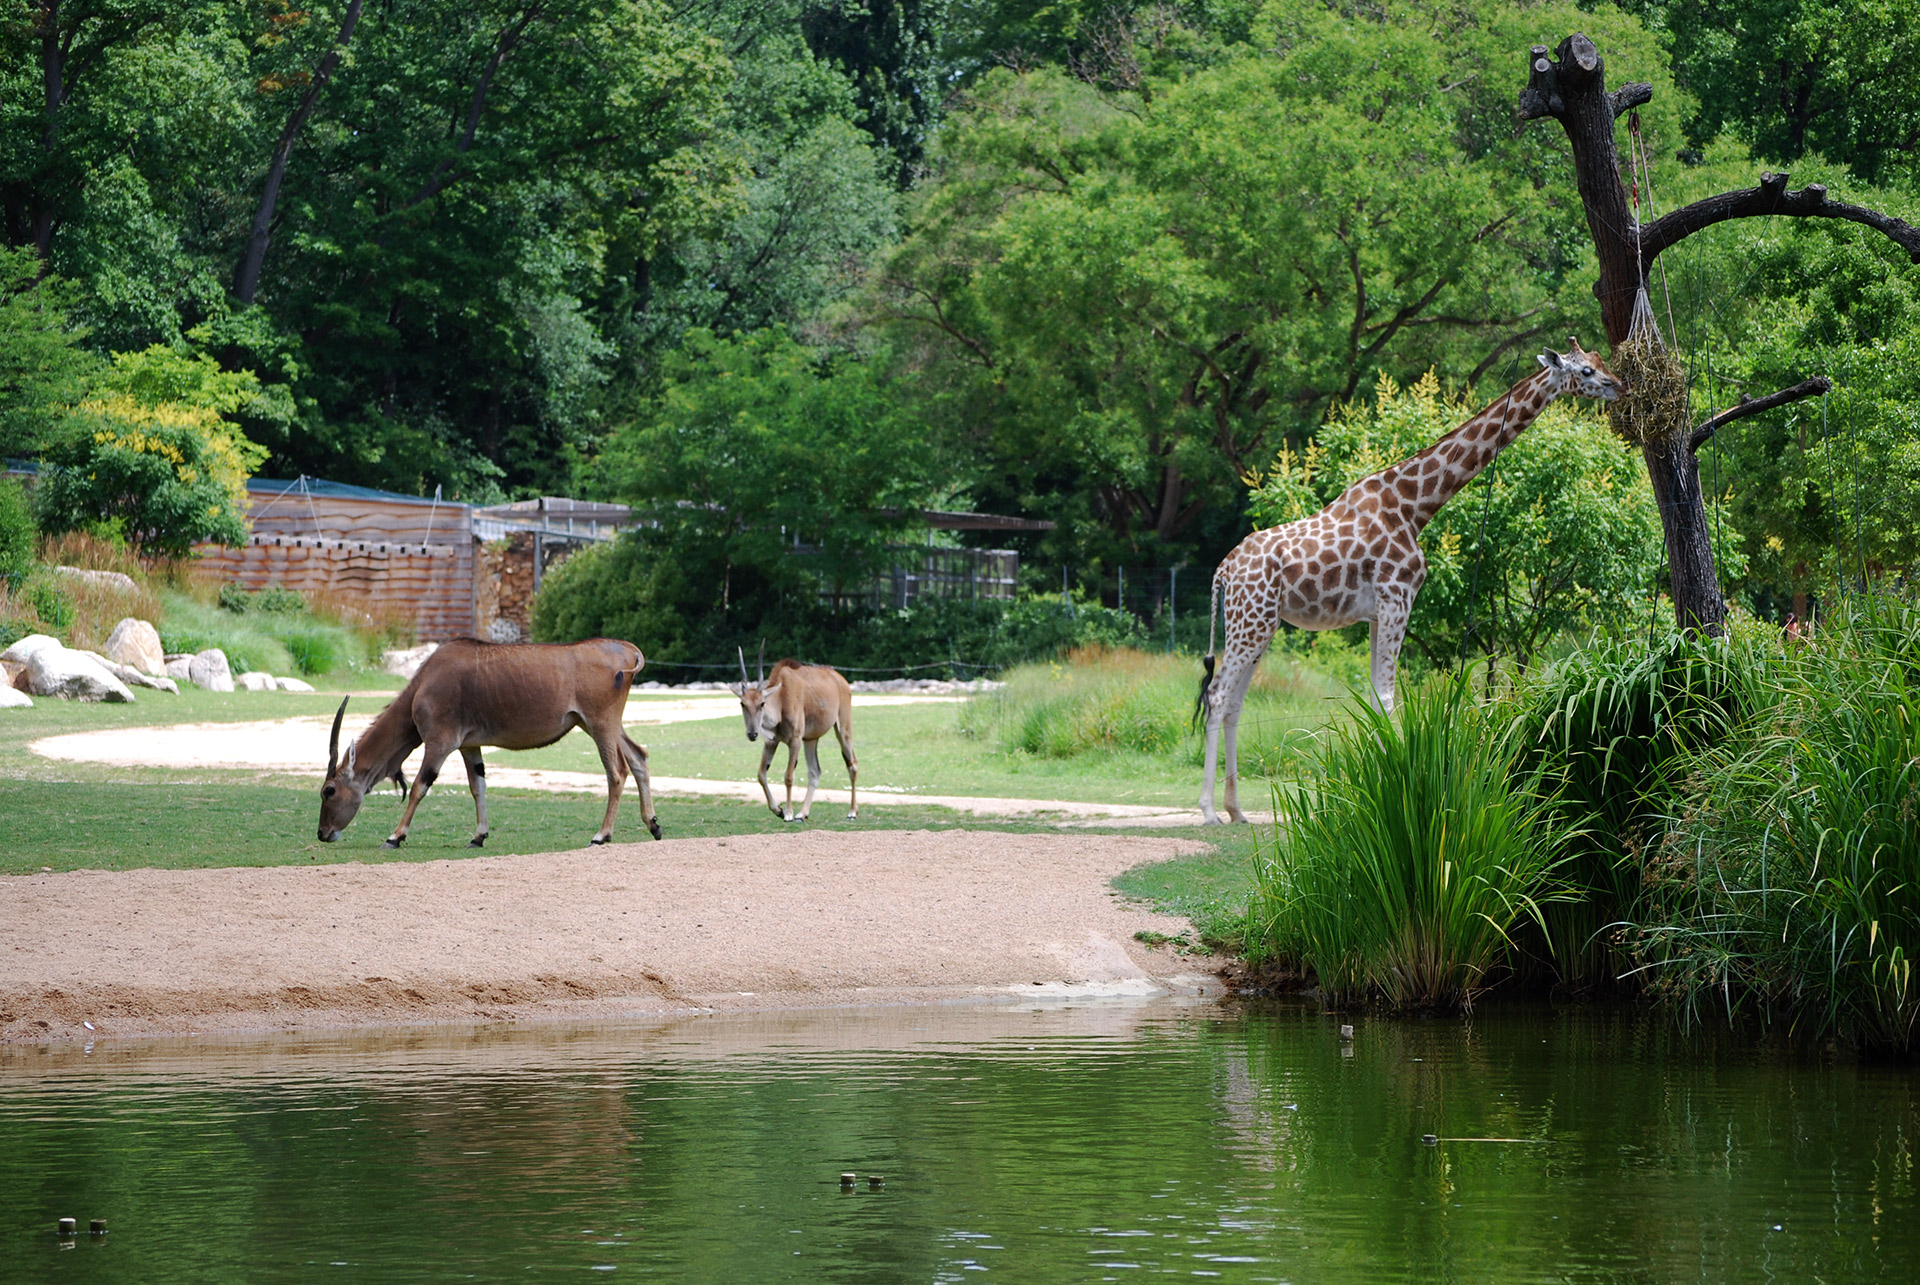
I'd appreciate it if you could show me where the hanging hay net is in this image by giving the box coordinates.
[1606,287,1689,446]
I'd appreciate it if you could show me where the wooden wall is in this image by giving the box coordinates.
[194,492,476,641]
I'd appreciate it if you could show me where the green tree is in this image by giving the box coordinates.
[876,1,1671,572]
[0,245,95,455]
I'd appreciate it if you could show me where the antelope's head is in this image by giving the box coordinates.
[734,643,782,742]
[318,696,366,841]
[1538,337,1624,401]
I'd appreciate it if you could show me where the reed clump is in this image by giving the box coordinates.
[1244,677,1570,1011]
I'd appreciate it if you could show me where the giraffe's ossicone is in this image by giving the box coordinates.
[1198,340,1624,824]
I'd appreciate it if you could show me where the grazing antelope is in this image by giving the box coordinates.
[317,637,663,847]
[734,644,858,822]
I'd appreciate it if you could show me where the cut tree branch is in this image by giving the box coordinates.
[1686,376,1831,453]
[1641,173,1920,266]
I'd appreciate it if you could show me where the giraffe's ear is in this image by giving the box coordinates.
[1537,349,1565,371]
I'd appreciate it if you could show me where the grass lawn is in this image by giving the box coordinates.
[0,668,1277,942]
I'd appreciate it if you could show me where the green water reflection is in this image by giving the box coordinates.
[2,1000,1915,1282]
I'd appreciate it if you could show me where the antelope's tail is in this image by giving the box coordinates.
[1193,570,1222,730]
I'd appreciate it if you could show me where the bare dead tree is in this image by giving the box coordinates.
[1518,34,1920,633]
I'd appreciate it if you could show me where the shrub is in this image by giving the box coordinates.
[26,577,74,632]
[0,477,32,591]
[219,581,307,615]
[33,394,266,559]
[1627,598,1920,1054]
[1245,677,1570,1010]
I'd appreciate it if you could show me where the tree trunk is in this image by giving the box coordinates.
[234,0,364,306]
[1518,35,1727,633]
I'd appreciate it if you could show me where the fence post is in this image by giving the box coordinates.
[1063,565,1074,618]
[1169,566,1177,651]
[1118,565,1124,615]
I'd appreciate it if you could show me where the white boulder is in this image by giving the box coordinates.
[77,650,179,694]
[164,653,193,681]
[236,671,278,692]
[51,565,140,593]
[0,683,30,708]
[382,642,437,679]
[188,648,235,693]
[105,618,166,674]
[276,676,316,693]
[26,647,135,702]
[1,634,63,666]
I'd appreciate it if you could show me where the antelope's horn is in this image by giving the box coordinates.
[327,696,348,777]
[756,639,766,685]
[738,646,750,688]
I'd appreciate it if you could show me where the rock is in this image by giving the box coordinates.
[164,655,193,682]
[0,683,30,708]
[105,618,166,674]
[187,648,234,693]
[51,565,140,593]
[1,634,63,666]
[236,671,278,691]
[77,650,179,694]
[26,647,135,702]
[381,642,438,679]
[8,664,27,693]
[276,676,316,693]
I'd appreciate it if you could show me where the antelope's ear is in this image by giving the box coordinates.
[763,683,782,700]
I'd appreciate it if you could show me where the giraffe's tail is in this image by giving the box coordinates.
[1194,570,1222,730]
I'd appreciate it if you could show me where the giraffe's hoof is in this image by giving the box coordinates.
[468,836,486,848]
[1200,815,1225,827]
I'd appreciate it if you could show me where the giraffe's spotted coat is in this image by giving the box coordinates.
[1198,341,1624,823]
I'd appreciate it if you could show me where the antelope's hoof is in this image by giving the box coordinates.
[847,811,858,821]
[468,836,486,848]
[589,835,611,847]
[647,819,663,841]
[383,837,404,849]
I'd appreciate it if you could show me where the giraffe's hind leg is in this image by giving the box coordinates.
[1367,582,1417,713]
[1201,643,1266,824]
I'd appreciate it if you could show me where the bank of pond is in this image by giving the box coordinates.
[1221,596,1918,1059]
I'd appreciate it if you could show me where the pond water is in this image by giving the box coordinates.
[2,999,1915,1282]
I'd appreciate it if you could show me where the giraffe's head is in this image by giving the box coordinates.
[1537,337,1624,401]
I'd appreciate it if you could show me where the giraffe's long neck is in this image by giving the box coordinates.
[1385,370,1557,533]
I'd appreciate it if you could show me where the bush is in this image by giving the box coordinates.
[33,394,265,559]
[531,534,1156,677]
[219,581,306,615]
[1625,599,1920,1054]
[0,477,32,591]
[1244,677,1570,1010]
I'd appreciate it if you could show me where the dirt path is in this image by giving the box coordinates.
[29,714,1205,823]
[0,831,1223,1044]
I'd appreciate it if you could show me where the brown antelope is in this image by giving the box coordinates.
[734,644,857,822]
[317,637,662,847]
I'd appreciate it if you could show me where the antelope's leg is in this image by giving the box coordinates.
[757,740,780,817]
[782,739,800,823]
[798,738,822,821]
[388,741,455,847]
[833,720,857,819]
[460,747,488,847]
[621,734,661,840]
[587,727,628,845]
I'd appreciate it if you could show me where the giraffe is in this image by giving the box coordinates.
[1197,339,1624,824]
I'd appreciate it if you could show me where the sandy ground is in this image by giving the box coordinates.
[29,711,1205,823]
[0,831,1223,1045]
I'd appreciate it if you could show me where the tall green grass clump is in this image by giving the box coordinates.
[159,584,373,676]
[1245,678,1569,1010]
[959,644,1344,773]
[1511,628,1769,987]
[1630,599,1920,1054]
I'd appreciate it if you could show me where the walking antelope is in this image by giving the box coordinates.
[317,637,663,847]
[734,644,858,822]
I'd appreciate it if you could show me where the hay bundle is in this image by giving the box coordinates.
[1606,295,1690,446]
